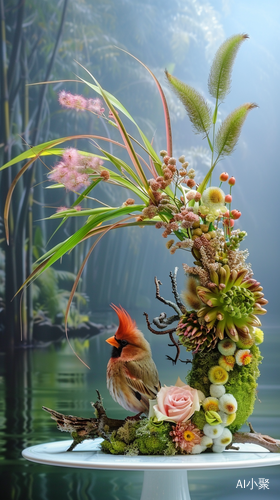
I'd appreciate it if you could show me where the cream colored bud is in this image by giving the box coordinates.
[168,157,177,165]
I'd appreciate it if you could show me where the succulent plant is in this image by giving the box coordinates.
[196,265,267,342]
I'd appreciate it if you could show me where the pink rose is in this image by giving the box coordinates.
[150,379,200,423]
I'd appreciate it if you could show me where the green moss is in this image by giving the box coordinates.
[226,344,262,432]
[115,419,138,444]
[135,419,173,455]
[186,350,220,395]
[101,438,127,455]
[136,435,167,454]
[192,409,207,430]
[100,418,174,456]
[186,344,262,433]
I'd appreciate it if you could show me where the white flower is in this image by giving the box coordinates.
[203,423,224,439]
[210,384,226,398]
[201,436,213,448]
[212,444,226,453]
[219,394,238,414]
[218,339,236,356]
[213,428,232,447]
[191,444,206,454]
[235,349,252,366]
[202,397,219,412]
[218,411,236,426]
[201,186,225,211]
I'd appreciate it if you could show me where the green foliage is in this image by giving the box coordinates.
[166,33,256,196]
[215,103,258,157]
[33,266,88,326]
[208,34,249,101]
[165,71,212,135]
[191,409,207,430]
[101,418,176,456]
[186,344,262,433]
[225,344,262,433]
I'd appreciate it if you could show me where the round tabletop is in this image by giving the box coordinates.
[22,438,280,471]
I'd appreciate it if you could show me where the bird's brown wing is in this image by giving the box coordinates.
[124,357,160,400]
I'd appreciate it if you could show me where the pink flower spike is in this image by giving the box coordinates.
[225,194,232,203]
[58,90,75,108]
[56,206,68,213]
[87,98,105,115]
[72,94,87,110]
[58,91,87,111]
[62,148,80,167]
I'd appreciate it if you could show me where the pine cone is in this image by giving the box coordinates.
[176,311,218,353]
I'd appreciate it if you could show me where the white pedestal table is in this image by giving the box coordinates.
[22,439,280,500]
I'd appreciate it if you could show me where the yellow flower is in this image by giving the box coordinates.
[218,355,235,371]
[202,397,220,412]
[253,327,264,345]
[201,187,225,210]
[183,430,195,441]
[235,349,252,366]
[208,365,229,385]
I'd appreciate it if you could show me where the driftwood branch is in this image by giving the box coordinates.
[230,422,280,453]
[42,391,125,451]
[43,400,280,453]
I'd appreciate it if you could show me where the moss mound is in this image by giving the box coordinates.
[101,418,176,456]
[186,344,262,432]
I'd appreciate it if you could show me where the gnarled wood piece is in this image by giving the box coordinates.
[42,391,125,451]
[43,400,280,453]
[230,422,280,453]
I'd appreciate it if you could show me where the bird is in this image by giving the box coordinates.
[106,304,161,416]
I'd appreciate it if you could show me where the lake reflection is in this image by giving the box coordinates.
[1,317,280,500]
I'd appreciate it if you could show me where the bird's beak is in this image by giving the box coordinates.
[106,336,119,348]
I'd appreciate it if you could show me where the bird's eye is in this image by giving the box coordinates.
[120,339,128,348]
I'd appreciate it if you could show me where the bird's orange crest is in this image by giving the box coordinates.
[111,304,137,337]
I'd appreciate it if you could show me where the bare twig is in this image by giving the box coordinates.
[154,276,182,316]
[169,268,186,313]
[153,312,179,329]
[143,312,177,336]
[144,312,181,364]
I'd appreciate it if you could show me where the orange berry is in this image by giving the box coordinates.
[220,172,229,182]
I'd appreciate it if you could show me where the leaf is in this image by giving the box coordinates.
[215,103,258,157]
[115,48,173,157]
[35,204,145,273]
[208,34,249,101]
[165,71,212,135]
[76,71,165,167]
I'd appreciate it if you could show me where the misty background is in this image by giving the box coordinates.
[0,0,279,499]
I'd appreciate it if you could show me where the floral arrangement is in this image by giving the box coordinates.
[2,34,272,455]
